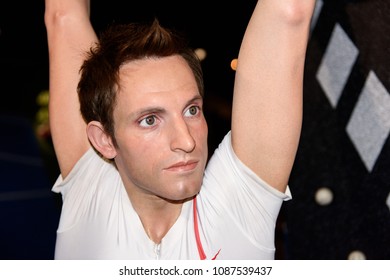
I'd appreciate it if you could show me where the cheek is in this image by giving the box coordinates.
[126,139,162,168]
[192,120,208,161]
[115,134,155,169]
[196,119,208,145]
[115,144,161,187]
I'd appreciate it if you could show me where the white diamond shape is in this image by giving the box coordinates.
[316,24,359,108]
[387,192,390,212]
[346,71,390,172]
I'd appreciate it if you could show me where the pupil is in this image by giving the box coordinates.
[146,117,154,125]
[190,107,196,115]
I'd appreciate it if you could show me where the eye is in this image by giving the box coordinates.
[139,115,158,127]
[184,106,200,117]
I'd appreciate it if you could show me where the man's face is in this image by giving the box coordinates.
[112,55,208,202]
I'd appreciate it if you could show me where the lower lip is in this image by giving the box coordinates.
[166,162,198,172]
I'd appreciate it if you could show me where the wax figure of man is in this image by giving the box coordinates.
[44,0,315,259]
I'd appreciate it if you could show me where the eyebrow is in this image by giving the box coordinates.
[129,95,203,120]
[186,95,204,107]
[129,107,166,121]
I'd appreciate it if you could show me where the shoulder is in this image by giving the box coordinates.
[53,148,124,233]
[202,131,291,203]
[52,148,119,197]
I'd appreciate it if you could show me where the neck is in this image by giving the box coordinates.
[128,191,186,244]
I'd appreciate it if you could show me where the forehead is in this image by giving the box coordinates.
[115,56,200,115]
[118,55,197,96]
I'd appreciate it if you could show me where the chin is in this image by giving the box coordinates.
[163,183,201,203]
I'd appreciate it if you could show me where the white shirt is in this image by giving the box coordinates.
[52,131,291,259]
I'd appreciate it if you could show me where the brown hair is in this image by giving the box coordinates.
[78,19,204,145]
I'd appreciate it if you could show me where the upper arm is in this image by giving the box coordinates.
[45,0,98,177]
[231,0,315,192]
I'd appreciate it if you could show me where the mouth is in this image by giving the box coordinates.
[165,160,199,172]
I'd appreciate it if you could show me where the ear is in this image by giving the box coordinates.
[86,121,117,159]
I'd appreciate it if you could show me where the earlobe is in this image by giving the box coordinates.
[86,121,117,159]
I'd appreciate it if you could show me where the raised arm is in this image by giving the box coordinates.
[231,0,315,192]
[45,0,97,177]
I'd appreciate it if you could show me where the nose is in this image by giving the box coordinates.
[170,118,196,153]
